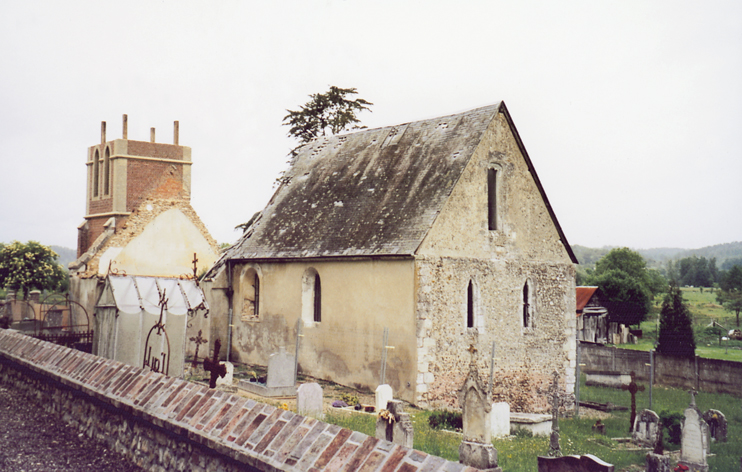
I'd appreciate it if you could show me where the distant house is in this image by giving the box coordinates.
[204,102,578,407]
[576,286,608,343]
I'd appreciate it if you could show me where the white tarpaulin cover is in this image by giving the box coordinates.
[107,275,208,316]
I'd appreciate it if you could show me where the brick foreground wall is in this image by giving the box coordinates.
[580,342,742,396]
[0,330,480,472]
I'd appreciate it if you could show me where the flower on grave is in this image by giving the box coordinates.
[378,409,396,424]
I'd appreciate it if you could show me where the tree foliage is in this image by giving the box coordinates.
[282,86,372,150]
[656,283,696,357]
[583,247,659,325]
[717,264,742,326]
[667,256,719,287]
[0,241,66,298]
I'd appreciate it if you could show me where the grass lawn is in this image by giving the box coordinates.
[612,287,742,361]
[325,374,742,471]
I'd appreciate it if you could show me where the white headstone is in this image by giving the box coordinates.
[267,346,296,388]
[297,382,323,418]
[490,402,510,438]
[680,407,707,465]
[215,361,234,387]
[375,384,393,412]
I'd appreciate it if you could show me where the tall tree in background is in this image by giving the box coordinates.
[584,247,656,325]
[657,283,696,357]
[718,265,742,326]
[0,241,66,298]
[282,86,372,152]
[238,86,373,233]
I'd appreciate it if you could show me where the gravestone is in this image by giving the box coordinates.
[237,346,298,397]
[490,402,510,438]
[457,345,502,472]
[645,452,670,472]
[267,346,296,388]
[678,391,709,472]
[375,400,413,448]
[537,454,614,472]
[297,382,323,419]
[702,409,727,443]
[548,371,562,458]
[632,409,659,447]
[375,384,393,413]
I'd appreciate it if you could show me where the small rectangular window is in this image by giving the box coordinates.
[488,169,497,230]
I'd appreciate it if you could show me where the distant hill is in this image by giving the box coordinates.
[573,242,742,269]
[50,246,76,269]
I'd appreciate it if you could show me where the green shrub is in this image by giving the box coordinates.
[427,410,462,432]
[659,411,684,445]
[340,393,359,406]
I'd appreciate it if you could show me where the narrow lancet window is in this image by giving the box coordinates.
[254,273,260,317]
[93,149,100,197]
[523,282,531,328]
[467,280,475,328]
[313,273,321,322]
[103,147,110,195]
[488,168,497,230]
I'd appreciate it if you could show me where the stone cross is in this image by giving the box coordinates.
[620,371,645,433]
[548,371,562,458]
[203,338,227,389]
[189,329,208,368]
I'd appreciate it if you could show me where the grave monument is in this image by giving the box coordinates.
[678,391,709,472]
[457,345,502,472]
[375,400,413,448]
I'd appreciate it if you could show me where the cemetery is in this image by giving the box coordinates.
[1,323,741,471]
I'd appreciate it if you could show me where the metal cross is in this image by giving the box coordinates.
[192,253,199,283]
[189,329,208,368]
[203,338,227,389]
[621,371,645,433]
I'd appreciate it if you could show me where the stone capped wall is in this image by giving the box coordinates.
[0,330,480,472]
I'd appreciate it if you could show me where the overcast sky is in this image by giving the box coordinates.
[1,1,740,254]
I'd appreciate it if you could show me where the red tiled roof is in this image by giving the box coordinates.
[576,286,599,314]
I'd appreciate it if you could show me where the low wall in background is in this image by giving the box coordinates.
[0,329,476,472]
[579,342,742,396]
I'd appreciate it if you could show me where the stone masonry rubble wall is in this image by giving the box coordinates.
[0,329,481,472]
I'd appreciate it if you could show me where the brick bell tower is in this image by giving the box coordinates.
[77,115,192,257]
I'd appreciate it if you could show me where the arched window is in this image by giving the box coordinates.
[103,147,111,196]
[522,281,533,329]
[313,273,321,322]
[467,280,475,328]
[93,149,100,197]
[301,268,321,325]
[240,267,261,322]
[487,168,497,230]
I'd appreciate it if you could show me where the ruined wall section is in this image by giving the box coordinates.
[81,197,218,277]
[414,112,576,409]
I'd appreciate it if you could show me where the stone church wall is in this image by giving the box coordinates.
[414,255,575,411]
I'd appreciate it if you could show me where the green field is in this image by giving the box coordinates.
[615,287,742,361]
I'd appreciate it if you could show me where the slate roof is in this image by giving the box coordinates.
[224,102,577,263]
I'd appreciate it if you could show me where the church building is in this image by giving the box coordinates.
[204,102,578,408]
